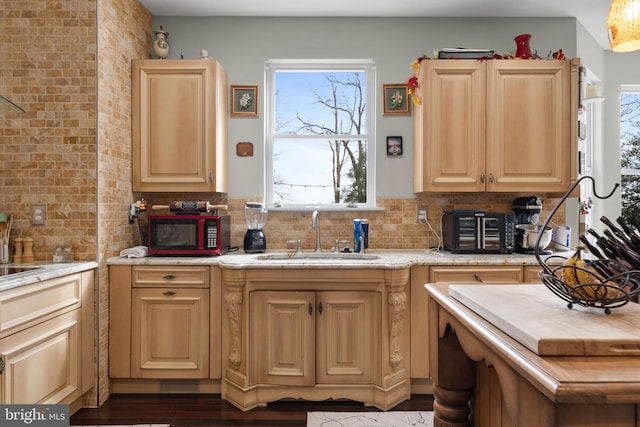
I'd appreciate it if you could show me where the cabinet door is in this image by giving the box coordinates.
[131,287,210,378]
[132,59,227,192]
[250,291,315,386]
[316,291,380,385]
[430,266,523,284]
[0,310,80,404]
[486,60,577,192]
[414,60,486,192]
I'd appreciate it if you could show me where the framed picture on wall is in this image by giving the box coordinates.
[382,84,410,115]
[231,85,258,117]
[387,136,403,156]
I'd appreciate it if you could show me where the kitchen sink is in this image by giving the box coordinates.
[256,252,379,261]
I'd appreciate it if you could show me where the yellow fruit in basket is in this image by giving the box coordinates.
[561,248,580,287]
[574,258,598,300]
[561,247,625,302]
[560,247,601,301]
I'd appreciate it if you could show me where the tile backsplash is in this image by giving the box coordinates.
[137,193,565,252]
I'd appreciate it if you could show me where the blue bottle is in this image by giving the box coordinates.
[361,219,369,252]
[353,219,361,253]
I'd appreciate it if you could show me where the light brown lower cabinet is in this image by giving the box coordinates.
[222,268,410,411]
[410,264,543,381]
[250,290,380,386]
[0,270,94,411]
[110,265,217,381]
[131,287,210,378]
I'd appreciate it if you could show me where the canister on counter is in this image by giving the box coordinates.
[63,247,74,262]
[353,219,361,253]
[361,219,369,252]
[53,247,65,263]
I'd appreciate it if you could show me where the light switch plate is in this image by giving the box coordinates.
[32,204,46,225]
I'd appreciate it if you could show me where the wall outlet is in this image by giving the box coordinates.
[417,207,428,224]
[32,204,46,225]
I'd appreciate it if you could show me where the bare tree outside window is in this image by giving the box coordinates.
[265,59,376,209]
[293,73,366,204]
[620,92,640,223]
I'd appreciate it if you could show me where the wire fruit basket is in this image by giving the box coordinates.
[535,176,640,314]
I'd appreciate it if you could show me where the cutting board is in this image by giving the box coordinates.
[448,284,640,356]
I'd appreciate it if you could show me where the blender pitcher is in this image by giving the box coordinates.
[244,202,267,253]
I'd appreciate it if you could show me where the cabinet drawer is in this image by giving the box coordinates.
[0,274,81,337]
[430,266,523,284]
[132,266,209,288]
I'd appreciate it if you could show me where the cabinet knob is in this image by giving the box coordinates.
[163,291,176,297]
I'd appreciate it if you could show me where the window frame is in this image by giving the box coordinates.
[620,85,640,177]
[264,58,377,211]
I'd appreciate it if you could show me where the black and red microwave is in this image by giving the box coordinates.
[147,214,230,256]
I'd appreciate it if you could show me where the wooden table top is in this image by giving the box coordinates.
[426,283,640,404]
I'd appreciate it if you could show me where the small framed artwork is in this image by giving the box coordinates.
[231,85,258,117]
[383,84,410,116]
[387,136,403,156]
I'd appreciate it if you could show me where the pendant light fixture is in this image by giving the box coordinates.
[607,0,640,52]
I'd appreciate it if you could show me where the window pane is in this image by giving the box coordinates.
[620,91,640,223]
[266,59,375,210]
[273,138,368,205]
[275,71,367,135]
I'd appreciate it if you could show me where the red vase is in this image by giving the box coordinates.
[514,34,532,59]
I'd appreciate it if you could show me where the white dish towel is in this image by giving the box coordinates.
[119,246,148,258]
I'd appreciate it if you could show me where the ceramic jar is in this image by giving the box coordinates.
[153,26,170,59]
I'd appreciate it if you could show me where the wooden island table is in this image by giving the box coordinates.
[426,283,640,427]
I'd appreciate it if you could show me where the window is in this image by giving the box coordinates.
[578,101,595,229]
[265,59,376,210]
[620,85,640,223]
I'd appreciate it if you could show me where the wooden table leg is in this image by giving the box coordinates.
[433,325,476,427]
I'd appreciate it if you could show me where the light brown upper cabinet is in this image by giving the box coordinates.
[414,59,579,193]
[132,60,228,192]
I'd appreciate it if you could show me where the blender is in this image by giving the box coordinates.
[244,202,267,253]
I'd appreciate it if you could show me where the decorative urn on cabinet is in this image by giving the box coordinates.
[153,26,170,59]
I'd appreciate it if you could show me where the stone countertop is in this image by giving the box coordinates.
[107,249,565,269]
[0,261,99,292]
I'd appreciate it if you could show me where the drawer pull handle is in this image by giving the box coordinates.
[163,275,176,280]
[318,302,323,314]
[308,302,313,315]
[163,291,176,297]
[474,274,483,283]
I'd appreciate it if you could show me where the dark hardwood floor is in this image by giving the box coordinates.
[70,394,434,426]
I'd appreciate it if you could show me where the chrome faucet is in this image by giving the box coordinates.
[311,210,321,252]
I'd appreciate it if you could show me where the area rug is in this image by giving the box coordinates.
[307,411,434,427]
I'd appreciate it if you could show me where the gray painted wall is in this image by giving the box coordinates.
[151,16,577,199]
